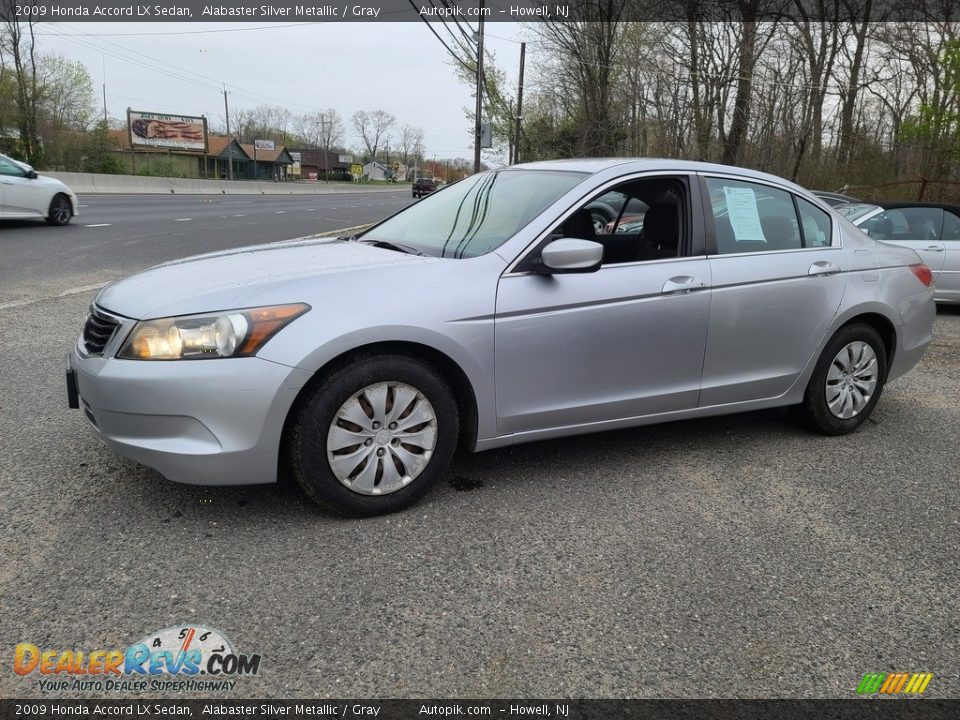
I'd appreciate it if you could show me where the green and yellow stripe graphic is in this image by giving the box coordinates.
[857,672,933,695]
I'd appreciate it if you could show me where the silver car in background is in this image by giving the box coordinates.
[68,159,936,516]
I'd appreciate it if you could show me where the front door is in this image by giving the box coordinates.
[494,174,712,436]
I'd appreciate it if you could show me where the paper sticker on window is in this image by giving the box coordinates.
[723,186,766,242]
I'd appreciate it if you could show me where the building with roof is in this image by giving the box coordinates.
[289,148,354,182]
[238,144,295,181]
[105,129,296,181]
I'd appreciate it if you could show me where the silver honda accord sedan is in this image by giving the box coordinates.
[68,159,936,516]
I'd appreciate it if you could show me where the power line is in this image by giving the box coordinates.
[33,23,319,37]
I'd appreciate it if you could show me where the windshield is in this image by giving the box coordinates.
[363,169,587,258]
[835,203,880,221]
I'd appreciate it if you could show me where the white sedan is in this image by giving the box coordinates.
[838,201,960,304]
[0,153,77,225]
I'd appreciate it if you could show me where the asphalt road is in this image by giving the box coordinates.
[0,196,958,699]
[0,190,413,307]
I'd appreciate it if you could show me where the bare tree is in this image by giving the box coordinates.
[351,109,395,161]
[397,124,424,178]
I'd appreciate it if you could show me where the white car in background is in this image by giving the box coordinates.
[838,201,960,304]
[0,152,77,226]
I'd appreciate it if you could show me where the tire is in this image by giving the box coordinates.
[46,194,72,226]
[287,355,459,516]
[798,323,887,435]
[590,210,610,235]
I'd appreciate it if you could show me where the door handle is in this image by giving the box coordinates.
[808,261,840,276]
[924,245,945,252]
[662,276,706,294]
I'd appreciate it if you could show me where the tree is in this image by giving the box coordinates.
[294,108,345,151]
[351,109,395,161]
[0,4,42,164]
[397,124,424,178]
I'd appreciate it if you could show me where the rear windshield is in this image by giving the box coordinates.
[415,178,433,184]
[365,169,587,258]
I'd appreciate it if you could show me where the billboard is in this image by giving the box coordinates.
[128,110,207,152]
[254,139,276,151]
[338,154,353,163]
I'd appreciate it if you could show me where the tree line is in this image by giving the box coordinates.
[468,6,960,198]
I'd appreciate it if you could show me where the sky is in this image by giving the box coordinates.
[34,21,531,163]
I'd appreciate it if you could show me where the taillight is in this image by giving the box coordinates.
[909,263,933,287]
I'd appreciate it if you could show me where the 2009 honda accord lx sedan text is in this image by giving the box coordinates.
[68,160,936,516]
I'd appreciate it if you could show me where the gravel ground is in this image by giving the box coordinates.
[1,296,957,700]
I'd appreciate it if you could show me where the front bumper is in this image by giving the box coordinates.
[69,344,313,486]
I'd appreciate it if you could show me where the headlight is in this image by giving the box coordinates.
[117,303,309,360]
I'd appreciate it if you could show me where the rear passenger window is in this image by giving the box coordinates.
[706,178,801,254]
[796,197,832,247]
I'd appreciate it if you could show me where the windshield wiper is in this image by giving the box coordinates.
[356,239,424,256]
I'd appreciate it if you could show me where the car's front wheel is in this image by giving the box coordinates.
[798,323,887,435]
[46,194,72,226]
[287,355,459,516]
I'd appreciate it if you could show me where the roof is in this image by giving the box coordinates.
[878,201,960,213]
[240,144,292,163]
[511,158,814,195]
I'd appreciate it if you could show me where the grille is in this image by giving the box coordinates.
[82,308,120,355]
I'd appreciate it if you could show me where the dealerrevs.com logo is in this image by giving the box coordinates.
[14,625,261,693]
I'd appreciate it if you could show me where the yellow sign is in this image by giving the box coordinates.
[350,164,363,177]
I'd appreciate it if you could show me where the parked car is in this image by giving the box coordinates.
[68,159,935,516]
[842,201,959,304]
[412,177,437,198]
[0,152,77,225]
[813,190,860,207]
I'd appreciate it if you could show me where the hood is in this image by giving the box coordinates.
[95,237,436,319]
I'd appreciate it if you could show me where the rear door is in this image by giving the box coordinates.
[938,209,960,302]
[699,174,848,406]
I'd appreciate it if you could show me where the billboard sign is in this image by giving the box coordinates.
[128,111,207,152]
[254,139,276,151]
[339,154,353,164]
[289,152,302,162]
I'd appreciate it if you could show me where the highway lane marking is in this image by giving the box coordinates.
[84,223,112,228]
[233,214,246,217]
[174,218,192,222]
[275,211,286,214]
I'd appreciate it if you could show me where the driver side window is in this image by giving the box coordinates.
[551,177,687,266]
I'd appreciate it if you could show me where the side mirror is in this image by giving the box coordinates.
[539,238,604,274]
[26,170,38,180]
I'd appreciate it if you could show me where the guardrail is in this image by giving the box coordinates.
[42,171,404,196]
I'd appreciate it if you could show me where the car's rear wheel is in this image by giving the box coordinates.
[798,323,887,435]
[287,355,459,516]
[46,194,72,226]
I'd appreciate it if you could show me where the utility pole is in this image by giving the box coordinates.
[101,56,107,124]
[320,114,328,183]
[473,0,485,174]
[514,42,525,165]
[223,87,233,180]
